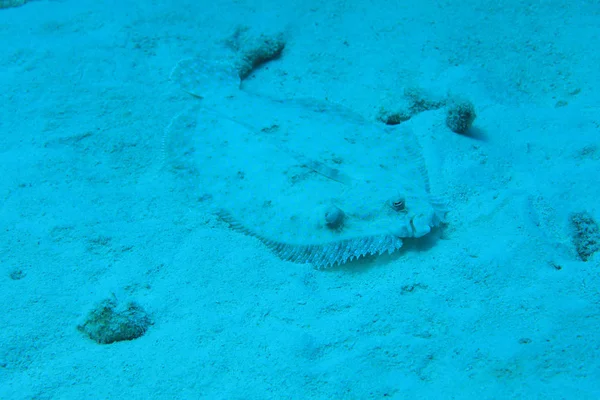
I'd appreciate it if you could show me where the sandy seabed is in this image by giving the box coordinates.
[1,0,599,398]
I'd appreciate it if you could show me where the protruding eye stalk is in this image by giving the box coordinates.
[390,196,407,212]
[324,205,345,230]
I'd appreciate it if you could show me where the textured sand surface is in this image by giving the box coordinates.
[1,0,599,398]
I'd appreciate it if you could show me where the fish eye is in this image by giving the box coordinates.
[324,205,345,230]
[390,197,406,212]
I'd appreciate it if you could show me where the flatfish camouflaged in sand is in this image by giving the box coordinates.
[165,59,447,268]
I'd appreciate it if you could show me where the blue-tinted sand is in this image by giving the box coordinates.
[1,0,599,398]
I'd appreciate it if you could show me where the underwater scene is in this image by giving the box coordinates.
[1,0,599,398]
